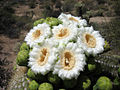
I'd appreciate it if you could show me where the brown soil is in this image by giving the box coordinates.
[0,30,28,65]
[0,35,18,65]
[0,30,28,90]
[14,4,43,20]
[89,17,116,23]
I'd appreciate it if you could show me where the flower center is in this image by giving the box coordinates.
[69,17,78,22]
[56,28,69,39]
[84,33,96,48]
[61,50,75,70]
[37,48,49,66]
[32,30,42,40]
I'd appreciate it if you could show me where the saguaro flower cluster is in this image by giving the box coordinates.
[22,13,105,80]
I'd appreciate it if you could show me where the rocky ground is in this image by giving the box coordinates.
[0,30,28,90]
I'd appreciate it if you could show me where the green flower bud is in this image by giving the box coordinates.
[77,76,91,90]
[39,82,53,90]
[104,41,110,51]
[29,80,39,90]
[45,17,62,27]
[63,79,77,89]
[34,18,45,26]
[59,89,66,90]
[58,19,63,24]
[16,50,29,66]
[83,78,91,90]
[45,18,57,27]
[50,20,58,26]
[27,69,36,79]
[93,76,112,90]
[48,73,61,85]
[88,64,96,71]
[20,42,30,51]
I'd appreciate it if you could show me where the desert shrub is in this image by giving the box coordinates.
[96,9,104,16]
[74,2,85,16]
[3,4,15,13]
[0,0,32,38]
[42,0,61,17]
[0,8,15,33]
[62,0,76,12]
[113,0,120,16]
[0,10,21,38]
[28,0,36,8]
[43,3,53,17]
[97,0,106,4]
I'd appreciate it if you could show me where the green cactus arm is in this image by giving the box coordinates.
[20,42,30,51]
[16,50,29,66]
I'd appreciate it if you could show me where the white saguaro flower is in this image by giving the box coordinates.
[77,26,105,56]
[51,24,78,48]
[24,23,51,47]
[28,40,58,75]
[53,43,86,80]
[58,13,87,27]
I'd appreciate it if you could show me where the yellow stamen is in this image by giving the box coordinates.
[56,28,70,39]
[37,48,49,66]
[32,30,42,40]
[69,17,79,22]
[61,50,75,70]
[84,33,96,48]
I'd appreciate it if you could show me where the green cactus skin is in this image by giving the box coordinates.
[27,69,36,79]
[16,50,29,66]
[88,64,96,71]
[10,74,30,90]
[63,79,77,89]
[29,80,39,90]
[39,82,53,90]
[47,73,61,85]
[33,18,45,26]
[93,76,112,90]
[20,42,30,51]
